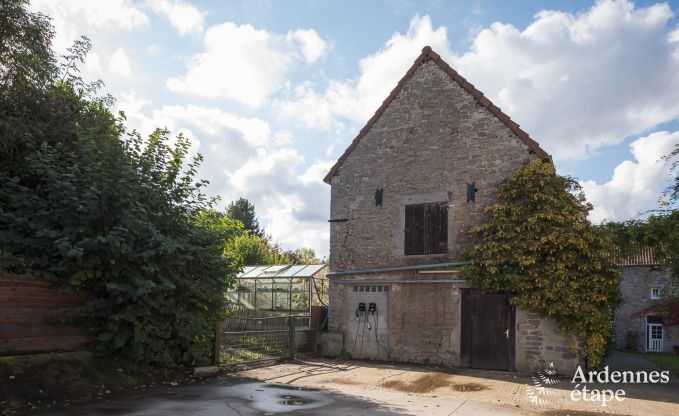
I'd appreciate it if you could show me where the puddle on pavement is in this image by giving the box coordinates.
[226,382,333,413]
[278,394,314,406]
[263,383,320,391]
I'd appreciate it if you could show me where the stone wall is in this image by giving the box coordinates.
[329,276,463,366]
[515,309,582,375]
[615,266,679,352]
[328,59,537,274]
[327,276,581,374]
[387,280,462,365]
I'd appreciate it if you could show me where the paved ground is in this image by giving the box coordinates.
[603,351,659,372]
[235,357,678,416]
[37,355,678,416]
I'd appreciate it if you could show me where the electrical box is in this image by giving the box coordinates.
[346,285,389,360]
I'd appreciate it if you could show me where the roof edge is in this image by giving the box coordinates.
[323,46,550,184]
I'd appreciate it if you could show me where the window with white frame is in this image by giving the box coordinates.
[651,288,660,299]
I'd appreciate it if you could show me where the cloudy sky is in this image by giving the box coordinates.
[31,0,679,257]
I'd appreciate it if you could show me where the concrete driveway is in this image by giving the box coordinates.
[235,358,678,416]
[38,357,678,416]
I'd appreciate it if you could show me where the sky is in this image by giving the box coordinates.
[30,0,679,258]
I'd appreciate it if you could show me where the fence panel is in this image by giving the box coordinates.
[0,275,94,354]
[217,314,316,367]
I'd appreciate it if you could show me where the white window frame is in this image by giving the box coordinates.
[651,288,660,300]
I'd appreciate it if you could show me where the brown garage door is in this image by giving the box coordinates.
[460,290,515,371]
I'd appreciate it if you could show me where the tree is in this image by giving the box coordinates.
[284,247,323,264]
[462,160,620,369]
[226,234,289,265]
[226,197,262,236]
[0,3,240,368]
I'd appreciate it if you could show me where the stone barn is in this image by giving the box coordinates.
[322,46,582,375]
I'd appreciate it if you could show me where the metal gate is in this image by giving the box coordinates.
[215,313,317,367]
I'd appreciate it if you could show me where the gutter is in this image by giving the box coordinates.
[326,261,470,277]
[336,278,467,285]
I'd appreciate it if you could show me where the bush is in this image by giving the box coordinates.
[0,4,240,368]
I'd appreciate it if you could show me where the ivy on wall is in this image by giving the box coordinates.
[462,160,620,369]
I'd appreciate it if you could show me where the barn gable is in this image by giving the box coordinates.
[323,46,549,184]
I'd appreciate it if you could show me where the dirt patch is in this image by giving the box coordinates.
[382,373,454,393]
[541,411,629,416]
[382,373,490,394]
[325,378,359,386]
[451,382,488,392]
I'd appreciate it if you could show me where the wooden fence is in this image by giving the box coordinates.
[0,275,94,354]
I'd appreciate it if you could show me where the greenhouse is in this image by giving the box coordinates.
[228,264,328,315]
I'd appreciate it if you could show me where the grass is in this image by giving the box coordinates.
[644,353,679,374]
[220,336,287,365]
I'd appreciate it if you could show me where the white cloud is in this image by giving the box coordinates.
[109,48,131,77]
[167,22,328,108]
[114,99,330,255]
[299,160,334,186]
[30,0,149,52]
[278,1,679,162]
[275,15,450,130]
[451,0,679,160]
[146,0,205,36]
[581,131,679,223]
[274,131,294,145]
[83,53,103,77]
[229,148,304,192]
[286,29,329,63]
[260,192,330,259]
[116,92,151,116]
[153,105,272,148]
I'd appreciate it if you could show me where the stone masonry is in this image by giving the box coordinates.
[615,266,679,352]
[328,59,536,273]
[515,310,581,374]
[324,49,581,374]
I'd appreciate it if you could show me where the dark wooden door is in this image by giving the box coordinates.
[460,290,515,371]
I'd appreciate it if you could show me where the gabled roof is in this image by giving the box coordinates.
[323,46,550,184]
[237,264,327,279]
[614,247,662,267]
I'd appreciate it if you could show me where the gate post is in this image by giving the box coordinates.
[288,316,296,359]
[214,321,221,366]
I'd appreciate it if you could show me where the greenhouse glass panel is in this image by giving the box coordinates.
[291,278,309,311]
[273,278,291,311]
[237,279,256,309]
[256,279,274,310]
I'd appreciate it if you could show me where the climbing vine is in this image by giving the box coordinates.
[462,160,620,369]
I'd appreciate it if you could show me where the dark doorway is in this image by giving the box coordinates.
[460,290,515,371]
